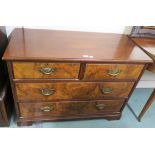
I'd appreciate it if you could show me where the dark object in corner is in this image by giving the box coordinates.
[0,27,13,127]
[131,26,155,38]
[0,82,13,126]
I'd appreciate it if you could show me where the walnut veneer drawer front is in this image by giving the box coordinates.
[15,82,134,101]
[19,100,124,117]
[84,64,144,80]
[13,62,80,79]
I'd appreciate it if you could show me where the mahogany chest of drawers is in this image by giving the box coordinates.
[3,28,152,126]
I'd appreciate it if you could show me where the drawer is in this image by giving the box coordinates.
[84,64,144,80]
[19,100,125,117]
[13,62,80,79]
[15,82,134,101]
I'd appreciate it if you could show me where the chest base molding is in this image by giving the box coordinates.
[17,113,121,126]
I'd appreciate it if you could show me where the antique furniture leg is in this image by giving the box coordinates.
[138,89,155,121]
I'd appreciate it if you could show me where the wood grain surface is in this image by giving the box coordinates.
[3,28,152,63]
[13,62,80,79]
[19,100,124,117]
[15,82,134,101]
[3,29,153,125]
[84,64,144,80]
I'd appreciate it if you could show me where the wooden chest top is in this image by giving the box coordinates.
[3,28,152,63]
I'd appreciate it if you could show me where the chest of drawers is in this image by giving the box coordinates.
[3,28,152,126]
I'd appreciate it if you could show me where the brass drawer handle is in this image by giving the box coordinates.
[40,88,55,96]
[40,67,55,75]
[102,87,112,94]
[96,103,105,110]
[107,69,121,76]
[40,106,53,112]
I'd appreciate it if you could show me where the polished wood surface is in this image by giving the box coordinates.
[19,100,124,117]
[147,64,155,72]
[3,28,152,63]
[13,62,80,79]
[15,82,134,101]
[3,29,152,126]
[84,64,144,80]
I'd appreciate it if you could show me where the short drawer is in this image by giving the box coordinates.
[15,82,134,101]
[13,62,80,79]
[19,100,125,117]
[84,64,144,80]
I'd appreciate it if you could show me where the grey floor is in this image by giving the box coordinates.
[10,88,155,128]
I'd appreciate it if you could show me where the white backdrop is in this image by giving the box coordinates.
[5,26,132,37]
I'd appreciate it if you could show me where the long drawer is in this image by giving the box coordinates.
[84,64,144,80]
[15,82,134,101]
[19,100,125,117]
[13,62,80,79]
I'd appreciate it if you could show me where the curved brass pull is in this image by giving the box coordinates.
[40,67,55,75]
[96,103,105,110]
[102,87,112,94]
[107,69,121,76]
[40,106,53,112]
[40,88,55,96]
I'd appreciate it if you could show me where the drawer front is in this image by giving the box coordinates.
[15,82,134,101]
[84,64,144,80]
[13,62,80,79]
[19,100,125,117]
